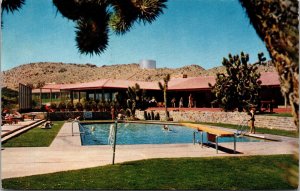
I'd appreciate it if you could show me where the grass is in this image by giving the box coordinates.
[259,112,293,117]
[192,122,299,138]
[2,121,64,147]
[2,155,298,190]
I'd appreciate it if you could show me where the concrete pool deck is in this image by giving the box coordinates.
[1,121,298,179]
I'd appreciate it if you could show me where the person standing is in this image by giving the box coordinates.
[179,97,183,108]
[171,97,176,108]
[248,109,256,134]
[188,94,193,108]
[111,106,115,120]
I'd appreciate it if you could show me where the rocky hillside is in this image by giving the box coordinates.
[2,62,276,90]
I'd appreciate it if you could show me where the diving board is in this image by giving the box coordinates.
[181,123,236,154]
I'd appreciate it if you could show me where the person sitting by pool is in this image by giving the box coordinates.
[4,113,13,125]
[44,121,53,129]
[2,109,8,118]
[117,113,124,120]
[13,111,24,121]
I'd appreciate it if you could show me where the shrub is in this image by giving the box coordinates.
[75,102,83,111]
[90,100,98,111]
[58,68,67,73]
[84,102,92,111]
[58,102,66,110]
[50,102,57,109]
[98,102,105,112]
[66,101,74,110]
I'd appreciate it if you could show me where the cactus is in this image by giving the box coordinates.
[209,52,265,112]
[126,83,144,118]
[158,74,170,121]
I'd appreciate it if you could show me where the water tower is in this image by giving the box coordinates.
[139,59,156,69]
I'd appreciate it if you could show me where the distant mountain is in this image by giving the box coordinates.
[1,62,275,90]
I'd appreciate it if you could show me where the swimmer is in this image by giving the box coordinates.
[91,126,95,132]
[163,125,169,130]
[163,124,173,132]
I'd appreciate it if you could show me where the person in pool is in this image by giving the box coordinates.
[163,125,172,131]
[91,126,95,132]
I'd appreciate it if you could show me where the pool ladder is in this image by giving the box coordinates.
[71,120,85,136]
[236,119,248,136]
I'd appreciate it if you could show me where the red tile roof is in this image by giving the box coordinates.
[258,72,280,86]
[168,76,216,90]
[33,72,280,92]
[102,79,158,90]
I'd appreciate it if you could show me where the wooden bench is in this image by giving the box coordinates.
[25,114,36,120]
[2,119,13,125]
[181,123,236,153]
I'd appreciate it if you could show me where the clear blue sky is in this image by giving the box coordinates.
[1,0,270,71]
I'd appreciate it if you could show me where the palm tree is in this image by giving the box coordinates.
[158,74,170,121]
[1,0,25,13]
[1,0,25,27]
[52,0,167,55]
[238,0,299,131]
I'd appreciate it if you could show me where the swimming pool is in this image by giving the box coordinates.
[79,123,264,146]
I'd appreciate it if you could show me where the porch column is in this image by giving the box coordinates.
[70,90,74,104]
[39,88,42,109]
[60,90,62,103]
[50,89,52,103]
[79,91,81,102]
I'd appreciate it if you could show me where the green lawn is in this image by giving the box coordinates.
[258,112,293,117]
[2,155,298,190]
[193,122,298,138]
[2,121,65,147]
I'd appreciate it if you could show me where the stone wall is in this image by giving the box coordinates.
[136,110,295,131]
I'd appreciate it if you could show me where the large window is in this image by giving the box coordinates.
[95,93,102,101]
[80,92,86,101]
[88,93,94,100]
[104,93,111,101]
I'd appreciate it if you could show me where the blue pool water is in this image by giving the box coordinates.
[79,123,264,146]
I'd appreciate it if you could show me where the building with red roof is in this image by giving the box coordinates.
[31,72,283,108]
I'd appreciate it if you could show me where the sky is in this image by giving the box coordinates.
[1,0,270,71]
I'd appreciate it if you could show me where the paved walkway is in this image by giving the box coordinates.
[1,122,298,179]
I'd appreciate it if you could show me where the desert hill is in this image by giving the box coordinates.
[2,62,276,90]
